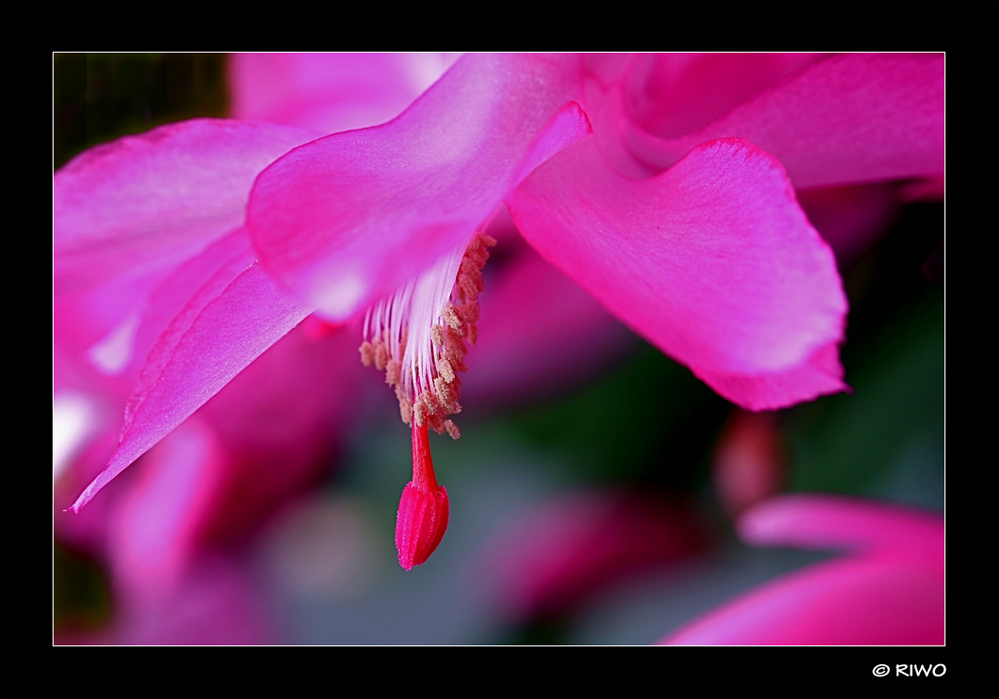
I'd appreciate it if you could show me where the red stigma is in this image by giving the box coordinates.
[395,420,449,570]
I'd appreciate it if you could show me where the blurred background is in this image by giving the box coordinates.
[53,53,943,645]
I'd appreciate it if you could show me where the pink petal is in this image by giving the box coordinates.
[507,136,847,410]
[54,118,321,294]
[692,342,846,411]
[737,494,944,557]
[127,228,255,387]
[68,263,313,513]
[114,555,276,645]
[661,554,943,645]
[622,53,827,141]
[192,321,370,546]
[247,53,591,318]
[109,417,225,598]
[229,52,459,132]
[621,53,944,188]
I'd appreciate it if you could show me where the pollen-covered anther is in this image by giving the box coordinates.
[438,357,455,383]
[373,340,389,371]
[359,232,496,439]
[385,358,401,386]
[442,305,462,331]
[359,341,375,366]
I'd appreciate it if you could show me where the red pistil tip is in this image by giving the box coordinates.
[396,421,449,570]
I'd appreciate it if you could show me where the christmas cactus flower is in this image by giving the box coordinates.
[661,495,944,645]
[57,53,944,572]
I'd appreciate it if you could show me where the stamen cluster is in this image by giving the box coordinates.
[360,233,496,439]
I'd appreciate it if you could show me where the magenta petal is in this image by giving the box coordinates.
[54,118,321,293]
[127,227,255,387]
[662,554,943,645]
[508,136,847,410]
[623,53,944,188]
[229,52,459,132]
[662,496,943,644]
[623,53,827,140]
[737,494,944,556]
[247,53,591,318]
[693,342,846,411]
[68,264,313,513]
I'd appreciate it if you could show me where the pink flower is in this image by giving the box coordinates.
[661,495,944,645]
[58,53,943,572]
[479,490,708,623]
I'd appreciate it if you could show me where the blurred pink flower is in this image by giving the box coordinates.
[480,490,707,623]
[661,495,944,645]
[57,53,943,573]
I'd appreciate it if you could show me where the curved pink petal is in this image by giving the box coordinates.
[68,263,313,513]
[247,53,591,318]
[54,118,321,294]
[737,494,944,557]
[229,52,459,132]
[621,53,944,188]
[662,554,943,645]
[507,136,847,410]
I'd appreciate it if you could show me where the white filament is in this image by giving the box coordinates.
[364,241,466,400]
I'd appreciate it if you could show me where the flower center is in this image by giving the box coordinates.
[359,232,496,438]
[360,232,495,570]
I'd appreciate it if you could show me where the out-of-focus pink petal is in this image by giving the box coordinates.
[481,491,707,622]
[661,496,943,645]
[114,555,277,645]
[662,554,943,645]
[738,494,944,557]
[109,417,224,598]
[623,53,827,141]
[68,264,313,513]
[193,321,369,547]
[622,53,944,188]
[54,273,166,406]
[54,118,321,294]
[247,53,591,319]
[229,52,459,133]
[508,136,847,410]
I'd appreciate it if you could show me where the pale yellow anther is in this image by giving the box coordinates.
[359,233,495,438]
[442,305,462,330]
